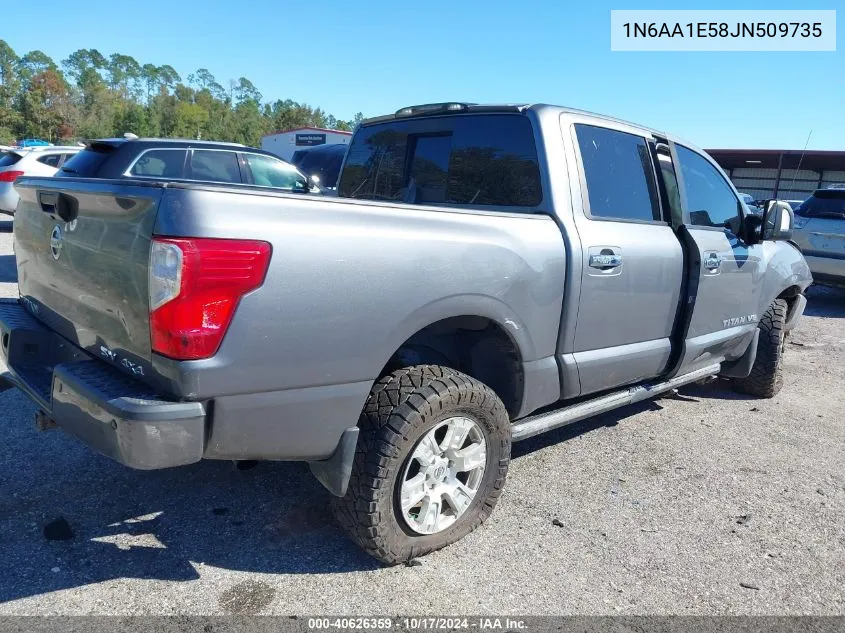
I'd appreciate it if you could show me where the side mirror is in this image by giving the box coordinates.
[307,174,321,192]
[761,200,794,241]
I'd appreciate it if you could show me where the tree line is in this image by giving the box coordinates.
[0,40,364,147]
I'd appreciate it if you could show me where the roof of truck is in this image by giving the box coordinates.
[361,102,666,137]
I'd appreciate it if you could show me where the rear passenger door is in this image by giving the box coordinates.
[569,122,684,395]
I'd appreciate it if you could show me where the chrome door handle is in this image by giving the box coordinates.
[589,254,623,269]
[704,253,722,270]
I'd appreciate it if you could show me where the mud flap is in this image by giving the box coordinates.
[309,427,359,497]
[719,330,759,379]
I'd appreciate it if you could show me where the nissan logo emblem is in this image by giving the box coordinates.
[50,225,63,261]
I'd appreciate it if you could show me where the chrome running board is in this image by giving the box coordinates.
[511,363,721,441]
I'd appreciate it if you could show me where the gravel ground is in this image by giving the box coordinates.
[0,216,843,615]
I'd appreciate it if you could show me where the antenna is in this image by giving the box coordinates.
[786,130,812,198]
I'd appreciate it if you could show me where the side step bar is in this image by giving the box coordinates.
[512,363,721,441]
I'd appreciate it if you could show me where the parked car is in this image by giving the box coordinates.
[57,137,319,193]
[0,102,810,564]
[290,143,348,191]
[0,145,81,215]
[791,188,845,287]
[738,192,763,215]
[785,199,806,212]
[15,139,52,148]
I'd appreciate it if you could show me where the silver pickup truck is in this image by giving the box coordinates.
[0,103,811,564]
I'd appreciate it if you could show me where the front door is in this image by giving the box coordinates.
[568,122,685,396]
[672,143,763,373]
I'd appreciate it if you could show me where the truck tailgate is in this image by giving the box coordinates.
[13,177,164,375]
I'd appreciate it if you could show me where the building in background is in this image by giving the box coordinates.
[261,127,352,161]
[707,149,845,202]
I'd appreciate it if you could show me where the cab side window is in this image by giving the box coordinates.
[676,144,742,235]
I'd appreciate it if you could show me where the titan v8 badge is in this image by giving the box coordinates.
[723,314,758,328]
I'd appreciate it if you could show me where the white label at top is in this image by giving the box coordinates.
[611,10,836,51]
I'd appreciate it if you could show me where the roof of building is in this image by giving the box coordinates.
[262,126,353,139]
[707,148,845,171]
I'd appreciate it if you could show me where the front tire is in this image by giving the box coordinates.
[733,298,788,398]
[332,365,511,564]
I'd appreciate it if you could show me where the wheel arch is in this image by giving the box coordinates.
[376,297,533,417]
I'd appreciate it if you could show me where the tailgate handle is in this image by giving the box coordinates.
[38,191,78,223]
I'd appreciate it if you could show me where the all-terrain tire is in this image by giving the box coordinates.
[332,365,511,565]
[733,298,789,398]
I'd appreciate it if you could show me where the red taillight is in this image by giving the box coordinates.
[0,171,24,182]
[149,237,272,360]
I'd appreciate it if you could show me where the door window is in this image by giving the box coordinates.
[243,153,308,190]
[130,149,187,178]
[676,145,743,234]
[36,154,62,167]
[574,124,661,222]
[190,150,241,183]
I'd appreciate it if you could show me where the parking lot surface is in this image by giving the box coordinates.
[0,216,843,615]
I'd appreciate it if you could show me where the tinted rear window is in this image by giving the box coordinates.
[0,151,22,167]
[797,192,845,218]
[338,114,542,208]
[58,144,115,177]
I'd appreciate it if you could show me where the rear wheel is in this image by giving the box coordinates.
[733,298,788,398]
[332,365,510,564]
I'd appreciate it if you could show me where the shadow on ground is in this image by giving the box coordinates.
[0,378,736,603]
[0,387,383,603]
[0,255,16,283]
[804,284,845,319]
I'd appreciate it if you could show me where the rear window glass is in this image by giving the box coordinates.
[338,114,542,208]
[58,145,114,177]
[131,149,187,178]
[190,150,241,183]
[0,152,22,167]
[296,146,345,188]
[797,192,845,218]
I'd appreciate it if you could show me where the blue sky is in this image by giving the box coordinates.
[4,0,842,149]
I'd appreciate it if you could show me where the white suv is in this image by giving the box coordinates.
[0,146,82,215]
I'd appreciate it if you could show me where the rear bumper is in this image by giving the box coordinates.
[0,300,205,469]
